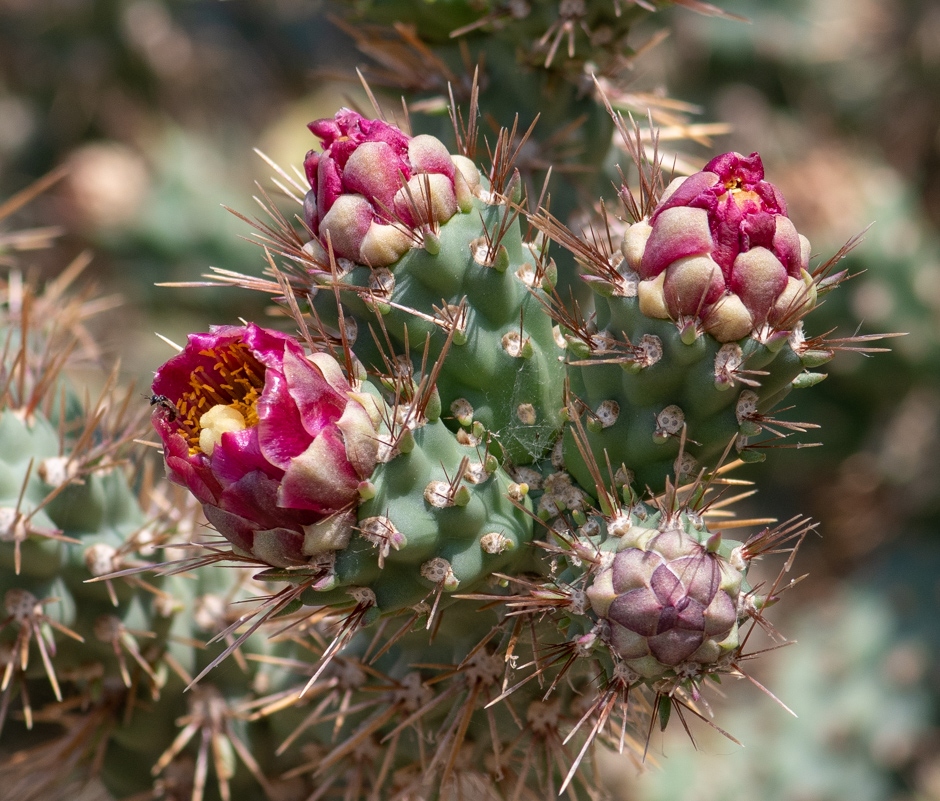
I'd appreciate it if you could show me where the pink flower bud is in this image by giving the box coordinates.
[151,324,380,567]
[303,109,466,266]
[632,152,814,340]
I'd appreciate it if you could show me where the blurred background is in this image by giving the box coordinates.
[1,0,938,798]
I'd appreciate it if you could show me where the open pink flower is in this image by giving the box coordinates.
[302,109,474,266]
[623,152,816,341]
[151,324,380,567]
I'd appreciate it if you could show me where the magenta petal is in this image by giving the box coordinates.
[740,211,777,252]
[158,424,220,505]
[651,171,720,222]
[303,149,319,189]
[357,114,411,157]
[279,425,360,512]
[608,588,662,636]
[648,630,704,666]
[704,151,764,185]
[203,505,307,568]
[211,426,275,486]
[281,345,347,438]
[710,215,744,275]
[256,368,312,470]
[317,155,344,215]
[219,471,314,531]
[165,451,219,506]
[151,325,245,402]
[241,322,292,370]
[202,504,257,554]
[308,116,341,142]
[303,189,319,234]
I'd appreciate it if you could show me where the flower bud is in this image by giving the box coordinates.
[629,152,814,340]
[587,527,744,678]
[303,109,473,266]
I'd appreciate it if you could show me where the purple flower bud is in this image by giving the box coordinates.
[631,152,813,340]
[586,529,743,678]
[151,324,380,567]
[303,109,465,266]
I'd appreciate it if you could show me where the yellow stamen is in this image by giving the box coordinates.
[166,341,266,454]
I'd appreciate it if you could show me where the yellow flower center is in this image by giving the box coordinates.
[172,341,265,454]
[721,175,761,208]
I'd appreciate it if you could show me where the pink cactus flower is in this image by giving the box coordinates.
[302,109,476,266]
[151,324,380,567]
[623,152,816,341]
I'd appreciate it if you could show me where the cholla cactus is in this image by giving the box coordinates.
[100,97,886,800]
[0,8,898,801]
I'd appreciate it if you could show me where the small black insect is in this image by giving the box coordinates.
[149,394,180,422]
